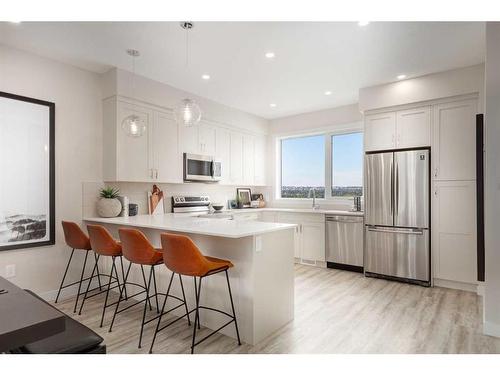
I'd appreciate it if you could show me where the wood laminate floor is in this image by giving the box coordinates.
[53,264,500,354]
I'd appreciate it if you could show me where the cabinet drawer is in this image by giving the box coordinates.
[276,212,325,223]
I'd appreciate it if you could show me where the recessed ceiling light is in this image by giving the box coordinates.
[358,21,370,27]
[265,52,275,59]
[324,91,332,96]
[269,103,277,108]
[397,74,407,80]
[201,74,210,80]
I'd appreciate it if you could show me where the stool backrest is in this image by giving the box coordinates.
[61,221,91,250]
[161,233,211,276]
[118,228,158,264]
[87,224,121,256]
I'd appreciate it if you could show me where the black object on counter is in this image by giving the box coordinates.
[128,203,138,216]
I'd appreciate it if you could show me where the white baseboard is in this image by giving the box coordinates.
[477,282,485,296]
[484,321,500,338]
[38,278,102,303]
[433,278,478,293]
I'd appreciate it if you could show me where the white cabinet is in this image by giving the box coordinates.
[396,106,431,148]
[215,127,231,184]
[153,111,182,183]
[364,112,396,151]
[432,180,477,284]
[432,99,477,181]
[198,124,216,155]
[230,132,244,184]
[254,136,267,186]
[276,212,325,263]
[243,135,255,185]
[179,124,199,155]
[364,107,431,152]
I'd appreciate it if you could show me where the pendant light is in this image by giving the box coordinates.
[174,22,202,127]
[122,49,147,137]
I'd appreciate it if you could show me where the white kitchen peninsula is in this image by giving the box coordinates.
[84,215,297,345]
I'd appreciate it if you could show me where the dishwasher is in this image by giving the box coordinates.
[326,215,364,273]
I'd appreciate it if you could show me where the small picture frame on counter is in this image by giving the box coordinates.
[236,188,252,208]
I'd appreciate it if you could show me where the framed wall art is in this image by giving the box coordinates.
[0,91,55,251]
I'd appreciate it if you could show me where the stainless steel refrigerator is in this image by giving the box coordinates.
[364,149,430,286]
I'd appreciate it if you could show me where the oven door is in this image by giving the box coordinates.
[184,153,215,181]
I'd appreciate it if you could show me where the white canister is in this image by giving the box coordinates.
[117,196,129,217]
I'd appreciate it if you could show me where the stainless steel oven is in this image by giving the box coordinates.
[183,153,222,182]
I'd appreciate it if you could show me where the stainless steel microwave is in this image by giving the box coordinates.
[183,153,222,182]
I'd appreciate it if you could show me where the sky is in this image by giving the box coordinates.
[281,132,363,187]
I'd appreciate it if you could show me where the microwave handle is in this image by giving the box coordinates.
[210,160,215,177]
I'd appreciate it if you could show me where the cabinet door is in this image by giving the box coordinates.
[199,123,216,155]
[432,180,476,284]
[276,213,302,259]
[301,222,326,262]
[243,135,255,185]
[154,111,181,183]
[116,101,154,181]
[179,124,199,155]
[215,127,231,184]
[254,136,267,186]
[230,132,243,184]
[396,106,431,148]
[364,112,396,152]
[433,99,477,180]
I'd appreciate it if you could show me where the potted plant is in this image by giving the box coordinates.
[97,187,122,218]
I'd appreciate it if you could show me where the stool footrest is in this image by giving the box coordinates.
[192,318,236,349]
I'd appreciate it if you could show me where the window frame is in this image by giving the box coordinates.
[275,123,364,201]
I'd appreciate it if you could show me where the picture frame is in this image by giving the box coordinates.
[0,91,55,251]
[236,188,252,208]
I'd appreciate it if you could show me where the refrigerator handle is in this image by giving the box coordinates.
[390,157,394,217]
[395,161,399,219]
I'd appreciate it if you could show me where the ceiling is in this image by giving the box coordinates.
[0,22,485,119]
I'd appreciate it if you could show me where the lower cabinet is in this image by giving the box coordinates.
[432,180,477,284]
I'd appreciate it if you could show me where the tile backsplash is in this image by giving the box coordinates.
[82,181,271,217]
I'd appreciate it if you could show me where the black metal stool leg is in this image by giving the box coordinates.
[108,260,130,333]
[225,270,241,345]
[138,265,154,349]
[94,252,103,291]
[152,266,159,313]
[149,272,175,354]
[73,251,89,313]
[179,274,191,326]
[194,277,201,330]
[100,257,116,327]
[119,256,128,300]
[140,265,153,311]
[191,276,202,354]
[78,254,99,315]
[55,248,75,303]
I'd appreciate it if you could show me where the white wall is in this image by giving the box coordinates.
[359,64,485,112]
[109,68,269,135]
[267,103,363,210]
[0,45,103,298]
[484,22,500,337]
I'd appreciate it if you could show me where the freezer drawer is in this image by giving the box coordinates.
[364,226,430,282]
[326,216,364,267]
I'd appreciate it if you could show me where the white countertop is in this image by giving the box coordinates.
[226,207,364,216]
[84,214,297,239]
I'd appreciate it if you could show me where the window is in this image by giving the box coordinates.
[278,129,363,199]
[281,135,325,198]
[331,132,363,197]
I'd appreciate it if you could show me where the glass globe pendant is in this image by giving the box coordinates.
[174,98,201,127]
[121,114,146,137]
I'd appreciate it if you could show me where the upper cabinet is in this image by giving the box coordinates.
[432,99,477,181]
[364,106,431,152]
[364,112,396,151]
[103,96,268,186]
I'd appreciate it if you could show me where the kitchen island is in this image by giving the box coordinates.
[84,214,297,345]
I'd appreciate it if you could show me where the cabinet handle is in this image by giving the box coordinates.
[155,169,158,179]
[434,188,438,196]
[434,168,438,178]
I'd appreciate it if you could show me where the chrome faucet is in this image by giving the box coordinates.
[308,188,320,209]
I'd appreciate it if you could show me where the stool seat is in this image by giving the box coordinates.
[199,256,233,276]
[87,225,123,257]
[62,221,92,250]
[141,249,163,265]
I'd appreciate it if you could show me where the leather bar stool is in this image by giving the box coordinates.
[149,233,241,354]
[78,224,128,327]
[111,228,188,349]
[56,221,102,313]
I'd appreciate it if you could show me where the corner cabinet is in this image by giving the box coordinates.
[103,96,267,186]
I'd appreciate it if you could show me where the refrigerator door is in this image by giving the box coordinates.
[394,150,429,228]
[365,152,394,226]
[365,226,430,282]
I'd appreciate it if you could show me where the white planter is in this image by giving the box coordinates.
[97,198,122,218]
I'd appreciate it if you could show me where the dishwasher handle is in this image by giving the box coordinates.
[326,215,363,223]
